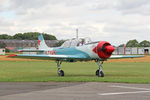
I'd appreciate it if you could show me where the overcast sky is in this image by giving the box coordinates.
[0,0,150,46]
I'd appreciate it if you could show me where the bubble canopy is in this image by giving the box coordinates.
[61,37,92,48]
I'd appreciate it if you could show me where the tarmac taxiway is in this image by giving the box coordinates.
[0,82,150,100]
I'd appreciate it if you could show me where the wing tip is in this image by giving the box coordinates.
[7,54,17,57]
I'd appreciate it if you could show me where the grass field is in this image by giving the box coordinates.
[0,60,150,84]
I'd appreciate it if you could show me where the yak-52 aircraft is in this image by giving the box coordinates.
[8,34,144,77]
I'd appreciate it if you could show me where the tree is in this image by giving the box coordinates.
[0,32,57,40]
[13,32,57,40]
[43,33,57,40]
[56,40,65,46]
[13,33,23,40]
[0,34,13,39]
[139,40,150,47]
[118,44,125,47]
[126,39,139,47]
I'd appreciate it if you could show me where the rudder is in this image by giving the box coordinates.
[38,34,49,49]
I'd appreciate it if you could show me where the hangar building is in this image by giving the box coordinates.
[0,40,58,51]
[113,47,150,55]
[0,48,5,55]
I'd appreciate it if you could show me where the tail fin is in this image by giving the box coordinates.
[38,34,49,49]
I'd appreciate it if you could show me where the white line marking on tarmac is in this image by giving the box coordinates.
[98,91,150,96]
[98,85,150,96]
[110,85,150,91]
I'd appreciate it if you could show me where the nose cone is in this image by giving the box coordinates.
[105,45,115,53]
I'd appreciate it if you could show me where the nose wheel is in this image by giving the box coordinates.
[56,60,64,76]
[95,60,104,77]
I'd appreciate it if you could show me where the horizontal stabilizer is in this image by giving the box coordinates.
[18,49,44,52]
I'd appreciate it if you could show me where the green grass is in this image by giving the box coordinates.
[0,61,150,83]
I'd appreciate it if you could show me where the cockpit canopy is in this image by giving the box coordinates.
[61,37,92,48]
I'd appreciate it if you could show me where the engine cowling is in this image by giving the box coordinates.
[93,41,115,59]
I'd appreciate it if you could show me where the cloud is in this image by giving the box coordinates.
[0,0,10,12]
[0,0,150,46]
[90,0,150,15]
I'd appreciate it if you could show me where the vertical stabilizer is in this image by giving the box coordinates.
[38,34,49,49]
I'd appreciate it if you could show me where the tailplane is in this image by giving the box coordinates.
[38,34,49,49]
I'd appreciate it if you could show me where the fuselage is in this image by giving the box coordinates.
[40,43,99,60]
[37,33,115,60]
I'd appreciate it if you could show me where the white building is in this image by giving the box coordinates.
[0,48,5,55]
[113,47,150,55]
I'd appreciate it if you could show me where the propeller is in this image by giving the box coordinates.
[93,41,115,59]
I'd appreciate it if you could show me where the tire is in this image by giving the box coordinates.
[96,70,104,77]
[99,71,104,77]
[58,70,64,76]
[96,70,99,76]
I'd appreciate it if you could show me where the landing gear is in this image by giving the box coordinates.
[56,60,64,76]
[96,70,104,77]
[58,70,64,76]
[95,60,104,77]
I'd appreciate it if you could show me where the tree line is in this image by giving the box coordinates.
[0,32,150,47]
[119,39,150,47]
[0,32,57,40]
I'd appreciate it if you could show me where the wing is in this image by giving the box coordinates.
[8,54,89,60]
[110,55,144,59]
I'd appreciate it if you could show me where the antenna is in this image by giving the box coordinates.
[76,29,78,39]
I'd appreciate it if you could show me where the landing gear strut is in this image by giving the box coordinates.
[95,59,104,77]
[56,60,64,76]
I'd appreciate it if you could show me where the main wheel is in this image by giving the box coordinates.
[96,70,104,77]
[58,70,64,76]
[96,70,99,76]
